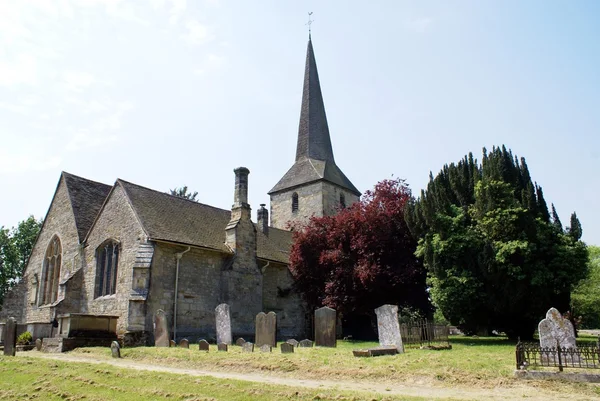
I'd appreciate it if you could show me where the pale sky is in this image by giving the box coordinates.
[1,1,599,246]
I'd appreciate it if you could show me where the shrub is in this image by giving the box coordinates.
[16,331,32,345]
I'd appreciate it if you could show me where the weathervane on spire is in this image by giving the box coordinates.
[306,12,314,36]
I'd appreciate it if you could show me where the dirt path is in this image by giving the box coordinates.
[19,352,598,400]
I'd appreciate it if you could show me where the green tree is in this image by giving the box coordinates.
[169,186,199,202]
[0,216,43,309]
[572,245,600,329]
[405,146,588,339]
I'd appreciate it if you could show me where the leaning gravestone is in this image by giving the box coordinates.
[179,339,189,349]
[3,317,17,356]
[111,341,121,358]
[235,338,246,346]
[299,339,313,348]
[153,309,170,347]
[280,342,294,354]
[314,306,337,347]
[198,339,210,351]
[286,339,299,347]
[255,311,277,347]
[375,304,404,353]
[218,343,228,352]
[35,338,42,351]
[215,303,232,345]
[242,342,254,353]
[539,307,579,364]
[260,344,272,353]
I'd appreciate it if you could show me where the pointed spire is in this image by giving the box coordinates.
[295,37,335,162]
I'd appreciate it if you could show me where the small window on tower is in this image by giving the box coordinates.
[292,192,299,212]
[340,193,346,209]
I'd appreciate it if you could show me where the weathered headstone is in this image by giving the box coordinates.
[35,338,42,351]
[198,339,210,351]
[153,309,170,347]
[299,339,313,348]
[170,340,176,347]
[286,339,299,347]
[242,342,254,352]
[260,344,272,353]
[215,303,232,345]
[539,307,577,349]
[179,339,189,349]
[255,311,277,347]
[314,307,337,347]
[3,317,17,356]
[280,342,294,353]
[111,341,121,358]
[218,343,228,352]
[235,337,246,346]
[375,304,404,353]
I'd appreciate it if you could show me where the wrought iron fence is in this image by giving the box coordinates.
[516,341,600,371]
[399,319,450,349]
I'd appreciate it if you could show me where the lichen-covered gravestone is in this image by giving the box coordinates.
[111,341,121,358]
[280,342,294,353]
[198,339,210,351]
[242,342,254,352]
[286,339,299,347]
[375,304,404,353]
[538,307,579,363]
[260,344,272,353]
[235,338,246,346]
[179,339,189,349]
[3,317,17,356]
[35,338,42,351]
[255,311,276,347]
[299,339,313,348]
[215,303,232,345]
[153,309,170,347]
[314,307,337,347]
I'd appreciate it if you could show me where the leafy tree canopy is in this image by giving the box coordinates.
[405,146,588,339]
[572,245,600,329]
[289,178,431,337]
[0,216,43,308]
[169,186,199,202]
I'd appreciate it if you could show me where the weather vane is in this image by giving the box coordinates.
[306,12,314,36]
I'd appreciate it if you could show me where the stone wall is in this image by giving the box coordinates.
[321,182,360,216]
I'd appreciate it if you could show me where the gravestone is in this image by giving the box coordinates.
[280,342,294,354]
[3,317,17,356]
[179,339,189,349]
[255,311,276,347]
[286,339,299,347]
[235,338,246,346]
[198,339,210,351]
[375,304,404,353]
[299,339,313,348]
[35,338,42,351]
[153,309,170,347]
[170,340,176,347]
[218,343,228,352]
[314,307,337,347]
[242,342,254,352]
[215,303,232,345]
[539,307,577,349]
[260,344,272,353]
[111,341,121,358]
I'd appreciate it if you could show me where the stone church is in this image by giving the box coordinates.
[0,37,360,346]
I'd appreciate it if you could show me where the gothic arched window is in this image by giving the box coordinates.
[340,193,346,209]
[96,240,119,297]
[40,236,61,305]
[292,192,299,213]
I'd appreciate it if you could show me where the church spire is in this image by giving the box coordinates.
[295,37,335,162]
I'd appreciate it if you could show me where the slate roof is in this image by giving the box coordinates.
[118,180,292,264]
[269,37,360,196]
[62,172,112,242]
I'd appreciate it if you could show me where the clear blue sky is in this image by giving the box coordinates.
[1,1,599,245]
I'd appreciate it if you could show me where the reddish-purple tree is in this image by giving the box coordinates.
[289,179,430,323]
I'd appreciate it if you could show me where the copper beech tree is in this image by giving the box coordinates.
[289,179,430,328]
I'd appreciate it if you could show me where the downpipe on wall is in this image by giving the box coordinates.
[173,246,191,342]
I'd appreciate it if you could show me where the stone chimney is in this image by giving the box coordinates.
[257,204,269,235]
[225,167,255,252]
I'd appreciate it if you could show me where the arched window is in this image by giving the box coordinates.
[96,240,120,297]
[291,192,299,213]
[39,236,61,305]
[340,193,346,209]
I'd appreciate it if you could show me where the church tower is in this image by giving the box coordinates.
[269,37,361,229]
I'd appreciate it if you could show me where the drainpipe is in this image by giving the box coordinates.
[173,246,191,343]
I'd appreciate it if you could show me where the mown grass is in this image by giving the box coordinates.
[0,356,443,401]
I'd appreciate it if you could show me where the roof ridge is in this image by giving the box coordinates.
[62,171,111,188]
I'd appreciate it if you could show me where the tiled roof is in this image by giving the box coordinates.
[62,172,112,243]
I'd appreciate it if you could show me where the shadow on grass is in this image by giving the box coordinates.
[449,335,516,346]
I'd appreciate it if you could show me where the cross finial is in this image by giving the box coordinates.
[306,12,314,37]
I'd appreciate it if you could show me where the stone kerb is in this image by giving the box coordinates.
[375,304,404,353]
[314,307,336,347]
[215,303,232,345]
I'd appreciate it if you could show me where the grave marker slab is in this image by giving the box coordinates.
[260,344,272,353]
[286,339,299,347]
[255,311,276,347]
[375,304,404,353]
[179,339,189,349]
[198,339,210,351]
[314,307,337,347]
[235,337,246,346]
[170,340,176,347]
[539,307,579,364]
[153,309,170,347]
[218,343,228,352]
[280,342,294,353]
[215,303,232,345]
[35,338,42,351]
[299,339,313,348]
[111,341,121,358]
[242,342,254,352]
[3,317,16,356]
